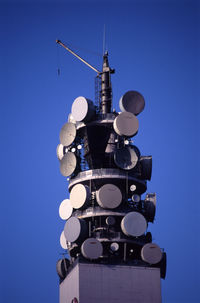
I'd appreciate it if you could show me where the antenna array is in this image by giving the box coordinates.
[55,40,166,284]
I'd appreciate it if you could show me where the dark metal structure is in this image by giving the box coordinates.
[56,40,166,303]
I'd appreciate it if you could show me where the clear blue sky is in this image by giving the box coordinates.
[0,0,199,302]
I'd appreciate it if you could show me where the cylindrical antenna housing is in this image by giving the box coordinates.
[101,51,114,114]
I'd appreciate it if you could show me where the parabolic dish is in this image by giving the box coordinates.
[113,112,139,137]
[70,184,90,209]
[64,217,87,243]
[141,243,162,264]
[59,199,73,220]
[60,231,68,249]
[110,242,119,252]
[114,146,138,170]
[56,258,70,279]
[56,144,64,160]
[60,152,77,177]
[121,211,147,237]
[71,96,95,122]
[81,238,103,259]
[119,90,145,116]
[106,216,116,226]
[96,184,122,209]
[59,122,76,147]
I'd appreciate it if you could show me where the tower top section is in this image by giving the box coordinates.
[56,40,115,114]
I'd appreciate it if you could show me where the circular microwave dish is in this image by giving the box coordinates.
[96,184,122,209]
[59,199,73,220]
[60,230,68,250]
[81,238,103,260]
[60,152,77,177]
[121,211,147,237]
[113,112,139,137]
[70,184,90,209]
[64,217,87,243]
[141,243,162,264]
[59,122,76,147]
[119,90,145,116]
[56,258,70,279]
[56,143,64,161]
[110,242,119,252]
[114,146,138,170]
[71,96,95,122]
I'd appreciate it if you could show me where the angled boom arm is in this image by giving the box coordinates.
[56,40,100,74]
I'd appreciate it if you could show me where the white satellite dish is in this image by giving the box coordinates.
[60,231,68,250]
[59,122,76,147]
[81,238,103,259]
[130,184,136,192]
[121,211,147,237]
[113,112,139,137]
[71,96,95,122]
[56,143,64,161]
[141,243,162,264]
[60,152,77,177]
[96,184,122,209]
[64,217,87,243]
[70,184,90,209]
[59,199,73,220]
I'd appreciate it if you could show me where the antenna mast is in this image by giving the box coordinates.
[56,39,115,114]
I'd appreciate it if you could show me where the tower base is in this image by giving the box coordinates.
[60,261,162,303]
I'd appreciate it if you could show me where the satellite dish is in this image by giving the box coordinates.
[119,90,145,116]
[60,152,77,177]
[106,216,116,226]
[60,231,68,249]
[70,184,90,209]
[56,258,70,279]
[110,242,119,252]
[130,184,136,192]
[64,217,87,243]
[121,212,147,237]
[59,199,73,220]
[114,146,138,170]
[96,184,122,209]
[81,238,103,259]
[56,144,64,160]
[140,156,152,180]
[144,193,156,222]
[113,112,139,137]
[59,122,76,147]
[71,96,95,122]
[141,243,162,264]
[131,194,140,203]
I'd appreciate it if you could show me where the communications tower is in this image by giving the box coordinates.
[56,40,166,303]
